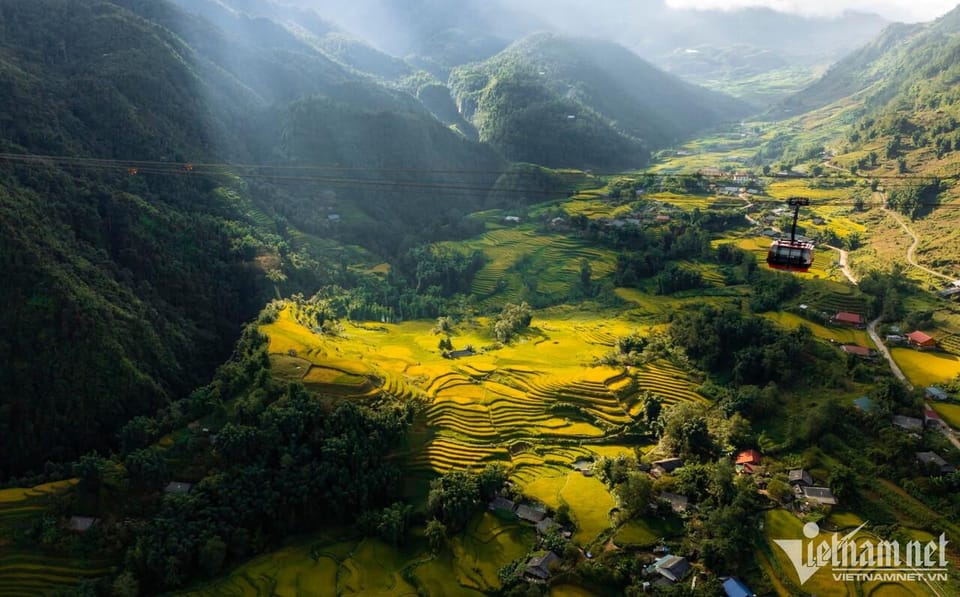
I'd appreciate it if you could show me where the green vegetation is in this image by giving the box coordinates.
[6,2,960,596]
[449,33,748,169]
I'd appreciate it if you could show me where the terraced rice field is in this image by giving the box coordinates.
[889,348,960,387]
[0,479,115,596]
[451,228,617,306]
[940,335,960,356]
[258,303,704,534]
[185,513,533,597]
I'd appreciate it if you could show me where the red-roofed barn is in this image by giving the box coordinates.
[833,312,864,327]
[906,331,936,349]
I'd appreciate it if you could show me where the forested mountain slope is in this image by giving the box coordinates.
[0,0,504,476]
[775,7,960,119]
[449,34,751,169]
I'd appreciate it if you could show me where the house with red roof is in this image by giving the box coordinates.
[832,312,864,327]
[906,331,937,350]
[736,449,761,465]
[735,449,762,474]
[840,345,872,358]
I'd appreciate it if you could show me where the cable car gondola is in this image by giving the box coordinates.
[766,197,814,272]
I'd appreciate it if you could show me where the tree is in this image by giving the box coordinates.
[376,503,412,546]
[767,479,793,503]
[425,518,447,551]
[829,464,859,502]
[124,447,168,491]
[477,464,508,502]
[198,536,227,576]
[111,571,139,597]
[616,472,654,518]
[493,302,533,343]
[579,258,593,293]
[428,470,480,531]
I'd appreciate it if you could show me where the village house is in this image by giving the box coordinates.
[797,486,838,506]
[536,517,559,535]
[840,344,873,359]
[735,449,762,474]
[516,504,547,523]
[906,331,937,350]
[524,551,561,581]
[648,555,691,583]
[65,516,99,533]
[853,396,877,412]
[925,386,949,401]
[788,469,813,486]
[723,577,757,597]
[651,457,684,476]
[916,451,955,475]
[892,415,924,433]
[832,312,865,328]
[164,481,193,494]
[488,496,516,513]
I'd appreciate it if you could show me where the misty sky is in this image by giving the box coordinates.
[665,0,958,22]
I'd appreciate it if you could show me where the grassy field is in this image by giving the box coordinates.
[613,517,683,547]
[764,311,874,346]
[889,348,960,387]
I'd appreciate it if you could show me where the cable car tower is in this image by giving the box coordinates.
[766,197,814,272]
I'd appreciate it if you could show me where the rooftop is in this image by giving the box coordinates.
[834,312,864,325]
[892,415,924,432]
[800,486,838,505]
[516,504,547,523]
[164,481,193,494]
[841,345,871,357]
[735,449,761,465]
[65,516,98,532]
[723,577,755,597]
[907,331,935,344]
[653,555,691,583]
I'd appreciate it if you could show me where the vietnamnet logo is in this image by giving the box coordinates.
[773,522,950,584]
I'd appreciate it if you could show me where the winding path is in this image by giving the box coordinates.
[824,244,912,388]
[882,206,953,282]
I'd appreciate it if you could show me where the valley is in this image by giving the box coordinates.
[2,1,960,596]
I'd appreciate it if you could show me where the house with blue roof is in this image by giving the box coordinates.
[723,577,756,597]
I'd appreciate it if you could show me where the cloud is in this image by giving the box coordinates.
[663,0,958,22]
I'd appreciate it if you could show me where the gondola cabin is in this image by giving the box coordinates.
[766,239,814,272]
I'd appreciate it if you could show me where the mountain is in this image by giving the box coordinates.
[774,7,960,130]
[0,0,507,476]
[449,33,751,169]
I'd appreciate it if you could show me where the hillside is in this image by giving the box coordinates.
[0,0,510,476]
[449,34,751,170]
[756,6,960,278]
